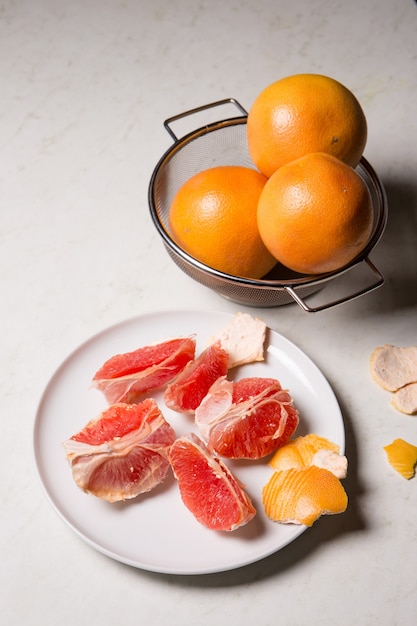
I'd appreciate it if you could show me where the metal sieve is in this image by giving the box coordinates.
[148,99,387,312]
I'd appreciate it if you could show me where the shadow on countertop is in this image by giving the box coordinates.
[363,177,417,312]
[319,175,417,319]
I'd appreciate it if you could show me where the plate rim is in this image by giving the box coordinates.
[33,308,345,575]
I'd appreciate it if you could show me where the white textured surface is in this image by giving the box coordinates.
[1,0,417,624]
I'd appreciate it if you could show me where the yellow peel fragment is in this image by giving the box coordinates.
[383,438,417,480]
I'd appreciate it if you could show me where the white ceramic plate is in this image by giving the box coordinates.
[33,309,344,575]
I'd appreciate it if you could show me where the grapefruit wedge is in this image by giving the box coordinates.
[92,337,196,404]
[63,399,176,502]
[164,341,229,413]
[195,377,299,459]
[169,433,256,531]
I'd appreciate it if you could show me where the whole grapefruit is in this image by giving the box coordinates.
[247,73,367,177]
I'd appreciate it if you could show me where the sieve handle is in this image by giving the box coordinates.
[164,98,248,141]
[284,257,384,313]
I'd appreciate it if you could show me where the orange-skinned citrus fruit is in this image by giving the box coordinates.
[247,73,367,177]
[257,152,374,275]
[169,165,277,279]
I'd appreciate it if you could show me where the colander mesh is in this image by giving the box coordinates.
[154,122,255,219]
[164,246,297,306]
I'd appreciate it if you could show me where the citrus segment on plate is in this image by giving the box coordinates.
[195,376,299,459]
[164,341,229,413]
[169,433,256,531]
[92,336,196,404]
[63,400,176,502]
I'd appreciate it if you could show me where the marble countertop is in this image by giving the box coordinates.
[2,1,417,624]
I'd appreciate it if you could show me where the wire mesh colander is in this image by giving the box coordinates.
[149,99,387,312]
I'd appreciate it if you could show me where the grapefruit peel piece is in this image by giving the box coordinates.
[370,345,417,415]
[370,345,417,392]
[269,433,347,479]
[262,465,348,527]
[383,438,417,480]
[263,434,348,526]
[390,382,417,415]
[207,312,267,368]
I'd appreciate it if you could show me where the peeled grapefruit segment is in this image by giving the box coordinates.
[262,466,348,526]
[195,376,299,459]
[164,341,229,413]
[169,433,256,531]
[91,337,196,404]
[63,400,177,502]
